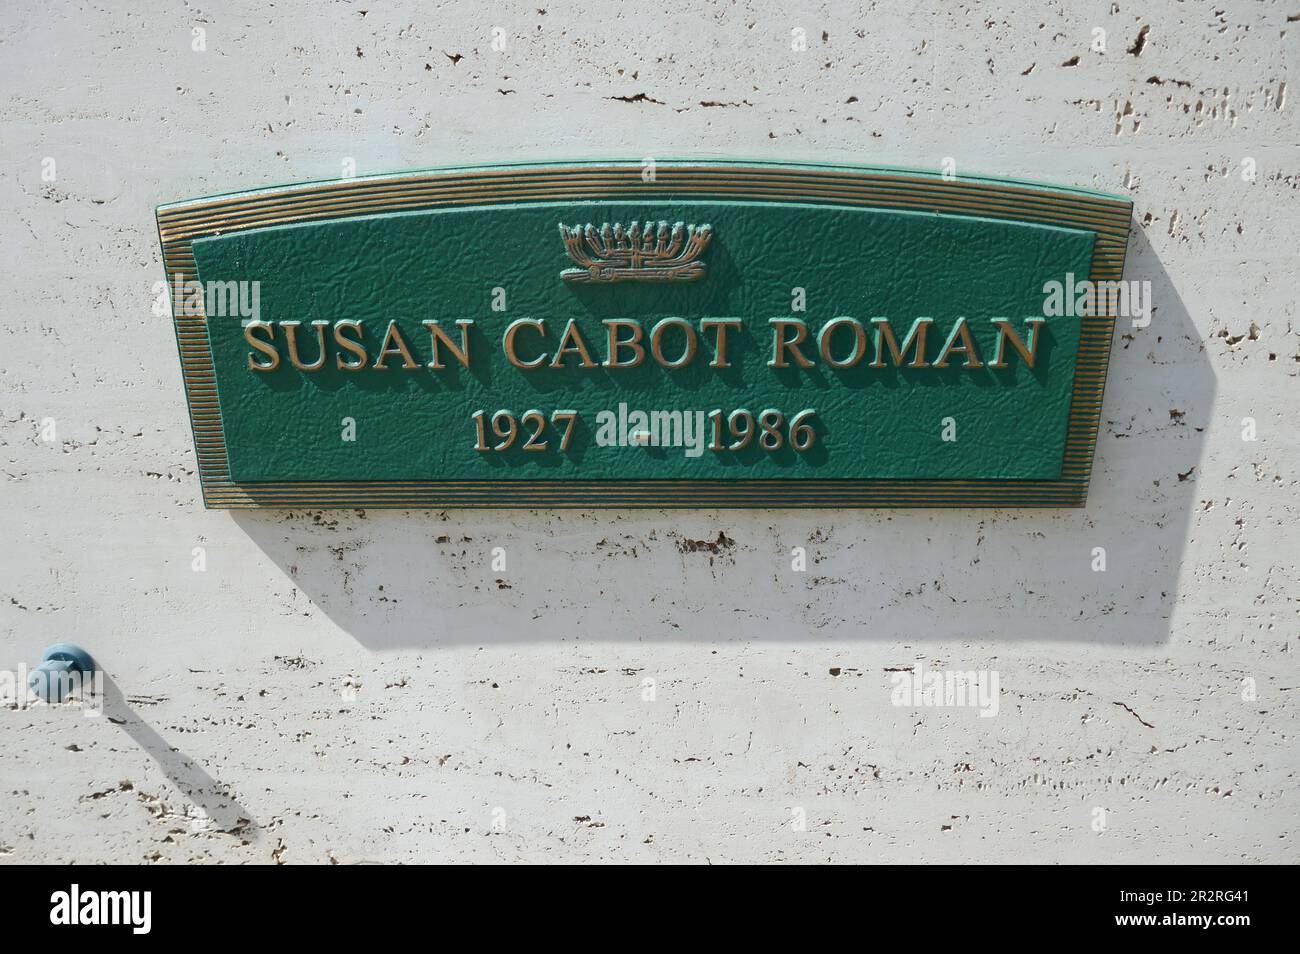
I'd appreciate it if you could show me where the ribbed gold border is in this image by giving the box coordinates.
[156,163,1132,509]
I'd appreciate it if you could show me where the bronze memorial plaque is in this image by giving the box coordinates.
[155,160,1133,508]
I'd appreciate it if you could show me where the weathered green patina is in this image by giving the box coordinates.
[156,161,1132,508]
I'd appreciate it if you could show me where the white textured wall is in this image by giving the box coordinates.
[1,0,1296,863]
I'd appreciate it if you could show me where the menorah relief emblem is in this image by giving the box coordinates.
[559,220,713,283]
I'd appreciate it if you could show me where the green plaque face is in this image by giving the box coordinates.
[156,161,1132,508]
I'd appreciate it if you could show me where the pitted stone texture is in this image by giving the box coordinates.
[0,0,1295,863]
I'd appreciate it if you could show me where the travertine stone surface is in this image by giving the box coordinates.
[0,0,1295,863]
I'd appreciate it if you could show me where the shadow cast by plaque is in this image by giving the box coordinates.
[231,222,1213,647]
